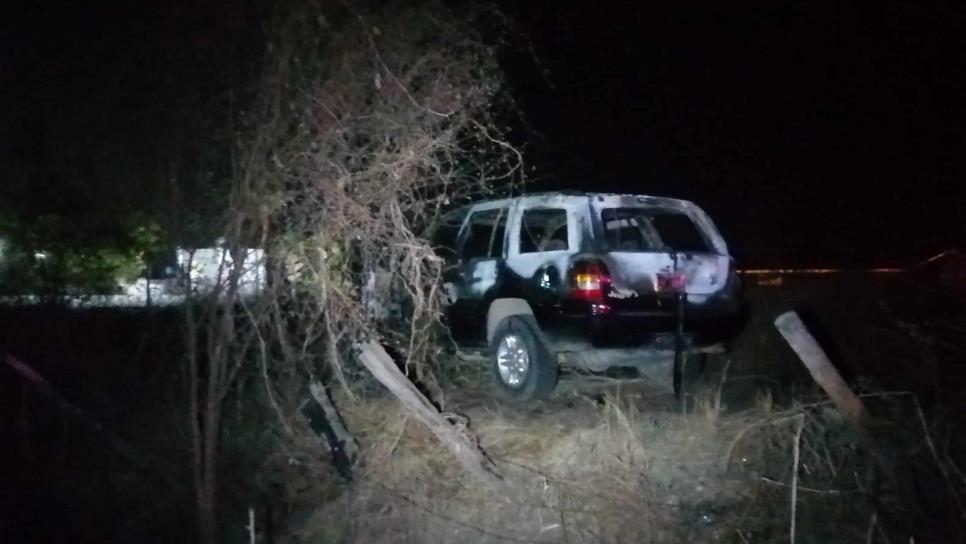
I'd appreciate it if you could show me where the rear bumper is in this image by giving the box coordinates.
[539,288,744,351]
[555,337,725,372]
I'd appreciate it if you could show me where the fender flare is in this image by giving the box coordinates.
[486,298,535,345]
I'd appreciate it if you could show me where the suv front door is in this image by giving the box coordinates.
[446,203,509,345]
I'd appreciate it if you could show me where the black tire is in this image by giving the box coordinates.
[489,315,558,401]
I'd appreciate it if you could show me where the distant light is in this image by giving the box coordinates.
[34,251,48,260]
[738,250,957,277]
[910,250,962,270]
[739,268,843,275]
[738,268,901,275]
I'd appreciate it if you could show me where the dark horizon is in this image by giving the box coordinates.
[2,1,964,268]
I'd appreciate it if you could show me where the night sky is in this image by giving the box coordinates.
[510,2,966,267]
[2,1,964,267]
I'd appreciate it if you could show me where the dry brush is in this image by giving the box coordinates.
[181,1,524,541]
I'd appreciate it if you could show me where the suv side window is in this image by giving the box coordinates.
[462,208,507,260]
[520,208,569,253]
[431,208,469,262]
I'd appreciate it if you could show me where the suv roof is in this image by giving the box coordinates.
[463,191,700,208]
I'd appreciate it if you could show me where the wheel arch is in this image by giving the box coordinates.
[486,298,535,345]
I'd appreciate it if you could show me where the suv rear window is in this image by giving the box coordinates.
[601,208,709,253]
[520,209,569,253]
[462,208,508,260]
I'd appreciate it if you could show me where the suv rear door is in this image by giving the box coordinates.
[504,195,585,322]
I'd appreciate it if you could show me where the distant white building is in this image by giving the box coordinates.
[0,243,266,308]
[177,246,266,299]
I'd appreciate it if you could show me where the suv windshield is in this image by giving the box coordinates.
[600,208,709,253]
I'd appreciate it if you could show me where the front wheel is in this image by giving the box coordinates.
[489,315,558,401]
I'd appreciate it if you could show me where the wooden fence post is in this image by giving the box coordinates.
[355,340,504,491]
[774,311,868,425]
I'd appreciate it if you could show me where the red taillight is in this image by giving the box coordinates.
[570,261,611,301]
[656,270,686,293]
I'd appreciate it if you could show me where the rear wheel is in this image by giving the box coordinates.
[489,315,558,401]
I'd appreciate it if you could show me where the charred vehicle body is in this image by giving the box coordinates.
[431,193,743,401]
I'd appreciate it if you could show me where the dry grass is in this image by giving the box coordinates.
[268,378,749,544]
[257,354,966,544]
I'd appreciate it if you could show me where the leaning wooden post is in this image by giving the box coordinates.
[355,340,505,491]
[774,311,868,425]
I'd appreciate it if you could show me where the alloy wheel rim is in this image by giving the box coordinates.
[496,334,530,387]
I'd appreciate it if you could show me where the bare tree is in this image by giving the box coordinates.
[236,0,524,397]
[182,1,523,541]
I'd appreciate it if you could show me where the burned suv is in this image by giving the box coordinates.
[432,193,742,401]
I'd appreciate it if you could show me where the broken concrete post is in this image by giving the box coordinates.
[302,380,358,481]
[307,381,358,461]
[774,311,868,425]
[355,340,505,491]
